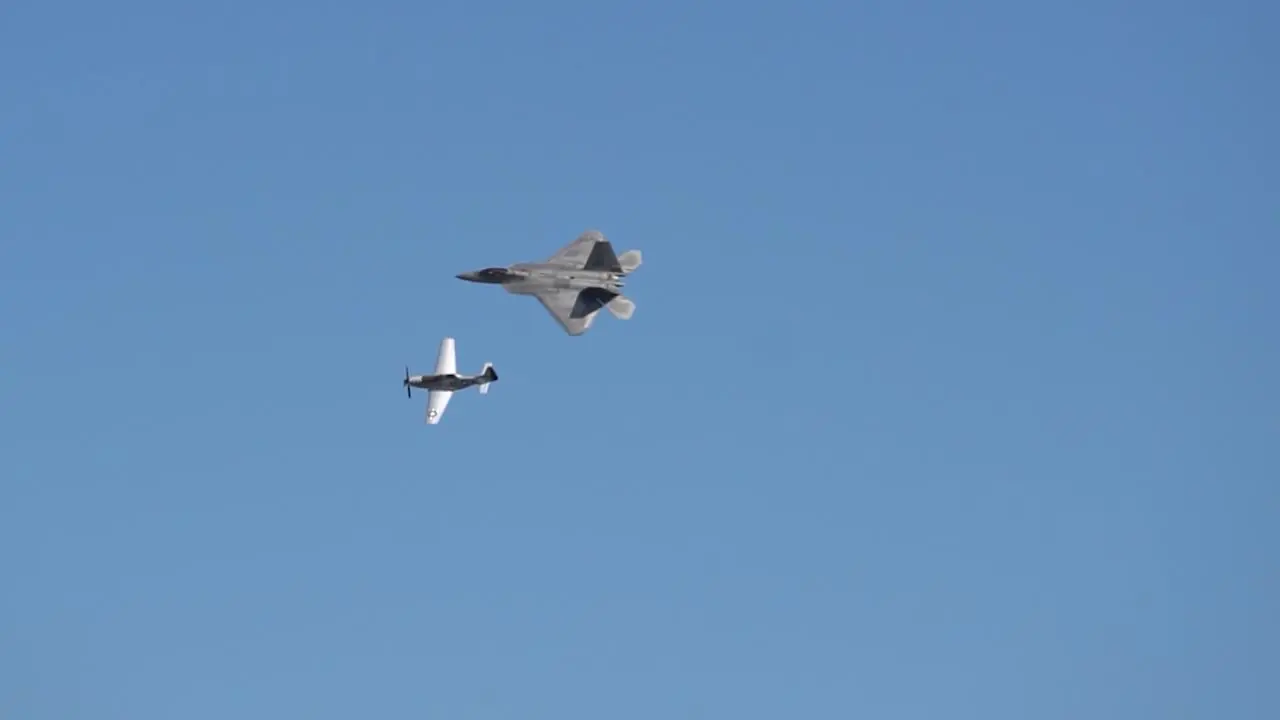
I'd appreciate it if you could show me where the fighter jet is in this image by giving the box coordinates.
[455,229,642,335]
[403,336,498,425]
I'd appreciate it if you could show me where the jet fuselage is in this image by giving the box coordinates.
[456,263,625,297]
[453,229,641,335]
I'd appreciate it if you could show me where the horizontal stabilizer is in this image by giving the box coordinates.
[606,294,635,320]
[617,249,642,273]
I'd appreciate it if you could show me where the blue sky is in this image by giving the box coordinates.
[2,1,1276,717]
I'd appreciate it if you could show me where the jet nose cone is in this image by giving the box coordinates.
[456,271,476,281]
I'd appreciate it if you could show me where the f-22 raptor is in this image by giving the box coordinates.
[456,229,642,335]
[403,336,498,425]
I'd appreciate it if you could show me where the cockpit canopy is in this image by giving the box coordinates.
[458,266,522,284]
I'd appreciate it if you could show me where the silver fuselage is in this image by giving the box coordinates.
[406,374,484,392]
[457,263,626,295]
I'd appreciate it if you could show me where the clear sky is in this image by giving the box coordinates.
[2,1,1276,718]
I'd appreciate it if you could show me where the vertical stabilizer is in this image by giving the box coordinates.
[584,241,623,272]
[478,362,497,394]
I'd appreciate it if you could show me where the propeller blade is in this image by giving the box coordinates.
[404,366,411,398]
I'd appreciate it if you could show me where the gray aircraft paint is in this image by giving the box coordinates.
[456,229,642,335]
[404,369,495,394]
[403,337,497,424]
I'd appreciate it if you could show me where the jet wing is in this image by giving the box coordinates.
[546,230,623,272]
[533,288,608,336]
[425,389,452,424]
[434,336,456,375]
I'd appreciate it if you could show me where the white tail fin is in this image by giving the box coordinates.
[478,362,497,394]
[606,295,635,320]
[617,249,642,273]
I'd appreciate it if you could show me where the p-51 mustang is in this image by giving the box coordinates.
[403,336,498,425]
[456,229,642,335]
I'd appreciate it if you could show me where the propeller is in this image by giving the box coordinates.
[404,365,411,398]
